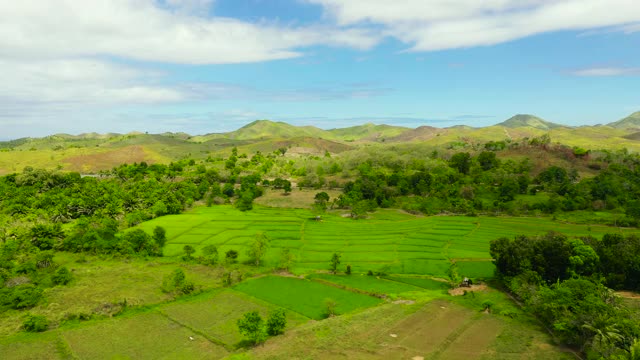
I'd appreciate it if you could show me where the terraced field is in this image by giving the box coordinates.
[137,205,636,277]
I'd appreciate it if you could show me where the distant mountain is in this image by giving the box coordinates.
[194,120,329,141]
[608,111,640,130]
[497,114,566,130]
[327,123,410,141]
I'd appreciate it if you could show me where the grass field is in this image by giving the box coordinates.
[307,273,427,295]
[160,289,308,346]
[234,276,383,319]
[0,253,225,338]
[248,296,574,360]
[136,205,638,277]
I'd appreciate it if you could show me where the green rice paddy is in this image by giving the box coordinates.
[137,205,635,277]
[234,276,383,319]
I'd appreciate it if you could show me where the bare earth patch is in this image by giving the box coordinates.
[449,284,488,296]
[616,291,640,299]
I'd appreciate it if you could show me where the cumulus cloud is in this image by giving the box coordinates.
[0,0,378,64]
[307,0,640,51]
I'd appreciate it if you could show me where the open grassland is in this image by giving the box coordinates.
[137,205,639,277]
[160,289,308,347]
[62,311,229,360]
[0,332,68,360]
[254,188,343,208]
[234,276,383,320]
[1,288,307,359]
[247,294,574,359]
[0,253,224,337]
[0,277,574,360]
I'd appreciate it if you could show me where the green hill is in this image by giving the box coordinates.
[327,122,410,141]
[608,111,640,130]
[497,114,566,130]
[192,120,329,142]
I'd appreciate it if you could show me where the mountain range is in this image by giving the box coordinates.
[1,111,639,174]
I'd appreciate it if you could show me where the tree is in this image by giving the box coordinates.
[248,232,270,266]
[313,192,330,214]
[330,253,341,274]
[153,226,167,248]
[237,311,266,345]
[266,309,287,336]
[225,249,239,264]
[201,245,219,265]
[182,245,195,261]
[278,248,294,271]
[236,191,254,212]
[161,268,195,295]
[283,181,292,194]
[477,151,499,171]
[323,298,338,318]
[449,152,471,175]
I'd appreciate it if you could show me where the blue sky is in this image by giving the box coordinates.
[1,0,639,138]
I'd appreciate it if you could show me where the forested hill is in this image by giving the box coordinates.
[1,111,640,174]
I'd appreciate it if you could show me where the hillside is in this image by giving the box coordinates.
[608,111,640,130]
[2,116,640,174]
[327,123,410,141]
[497,114,566,130]
[192,120,329,142]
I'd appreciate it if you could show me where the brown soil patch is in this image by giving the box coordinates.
[616,291,640,299]
[393,300,415,305]
[380,300,474,357]
[448,284,488,296]
[63,145,152,172]
[438,315,504,360]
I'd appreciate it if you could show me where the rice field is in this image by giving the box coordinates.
[234,276,383,319]
[137,205,636,277]
[307,273,427,295]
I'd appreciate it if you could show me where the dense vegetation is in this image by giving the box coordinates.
[2,131,640,359]
[491,232,640,358]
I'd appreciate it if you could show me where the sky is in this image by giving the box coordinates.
[1,0,640,139]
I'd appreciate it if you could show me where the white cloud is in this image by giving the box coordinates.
[307,0,640,51]
[569,67,640,77]
[0,0,378,65]
[0,59,185,105]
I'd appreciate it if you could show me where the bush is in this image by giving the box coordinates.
[52,266,73,286]
[22,314,48,332]
[266,309,287,336]
[0,284,43,310]
[323,298,338,318]
[161,268,194,295]
[225,250,239,264]
[237,311,266,345]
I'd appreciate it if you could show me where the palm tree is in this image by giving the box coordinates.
[581,317,624,352]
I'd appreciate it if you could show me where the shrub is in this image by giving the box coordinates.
[0,284,43,310]
[161,268,194,295]
[182,245,195,261]
[22,314,48,332]
[200,245,218,265]
[323,298,338,318]
[237,311,266,345]
[266,309,287,336]
[225,250,239,264]
[52,266,73,286]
